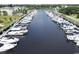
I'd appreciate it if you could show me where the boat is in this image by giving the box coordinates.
[23,17,32,21]
[16,23,27,26]
[56,17,64,24]
[75,41,79,46]
[10,26,27,31]
[0,37,19,44]
[65,29,79,34]
[10,27,22,31]
[7,31,24,35]
[7,29,28,36]
[21,20,31,24]
[0,43,17,52]
[14,26,27,30]
[61,24,76,30]
[66,35,75,40]
[67,34,79,41]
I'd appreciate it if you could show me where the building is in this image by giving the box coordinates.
[0,7,14,16]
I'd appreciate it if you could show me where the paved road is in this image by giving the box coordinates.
[6,10,77,54]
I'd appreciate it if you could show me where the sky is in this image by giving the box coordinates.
[0,0,79,4]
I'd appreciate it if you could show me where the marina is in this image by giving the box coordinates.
[3,10,79,54]
[0,10,79,53]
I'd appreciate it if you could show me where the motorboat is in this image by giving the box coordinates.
[24,17,32,21]
[65,29,79,34]
[56,17,64,24]
[10,26,27,31]
[67,34,79,41]
[7,31,24,35]
[10,27,22,31]
[7,30,28,36]
[21,20,31,24]
[0,43,17,52]
[14,25,27,30]
[61,24,76,30]
[75,41,79,46]
[66,35,75,40]
[11,30,28,33]
[16,23,27,26]
[0,37,19,44]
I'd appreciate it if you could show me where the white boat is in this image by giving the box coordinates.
[21,20,31,24]
[61,25,75,30]
[73,35,79,46]
[12,30,28,33]
[16,26,27,29]
[10,26,27,31]
[65,29,79,34]
[65,30,73,34]
[7,31,24,35]
[10,27,22,31]
[75,41,79,46]
[28,17,32,20]
[66,35,75,40]
[67,34,79,41]
[7,30,28,35]
[56,17,64,23]
[0,37,19,44]
[0,43,17,52]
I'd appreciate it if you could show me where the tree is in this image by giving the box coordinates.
[23,9,27,14]
[77,14,79,18]
[59,6,79,15]
[0,11,2,16]
[0,19,3,23]
[3,11,8,16]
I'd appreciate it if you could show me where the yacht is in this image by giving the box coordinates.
[10,27,22,31]
[10,26,27,31]
[7,30,28,35]
[56,17,64,24]
[15,23,27,27]
[0,43,17,52]
[67,34,79,41]
[66,35,75,40]
[21,20,31,24]
[7,31,24,35]
[14,26,27,30]
[61,24,76,30]
[75,41,79,46]
[65,29,79,34]
[23,17,32,21]
[0,37,19,44]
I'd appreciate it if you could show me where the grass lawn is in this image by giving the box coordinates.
[0,16,20,32]
[58,13,79,26]
[63,14,79,26]
[69,14,79,19]
[0,9,33,33]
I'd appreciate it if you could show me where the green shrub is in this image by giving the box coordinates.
[0,19,3,23]
[77,14,79,18]
[59,6,79,15]
[0,11,2,16]
[3,11,8,16]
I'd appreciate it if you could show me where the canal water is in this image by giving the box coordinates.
[4,10,79,54]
